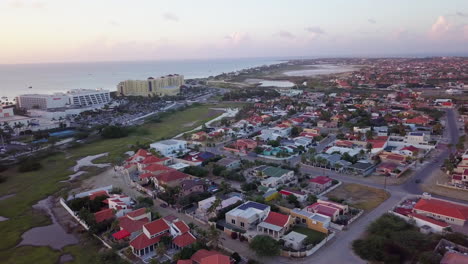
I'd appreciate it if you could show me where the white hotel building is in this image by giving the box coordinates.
[17,89,111,110]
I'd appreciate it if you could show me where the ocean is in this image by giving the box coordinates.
[0,57,283,100]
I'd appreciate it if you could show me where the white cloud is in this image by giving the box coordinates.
[162,12,179,22]
[224,32,250,45]
[276,30,295,39]
[305,26,325,34]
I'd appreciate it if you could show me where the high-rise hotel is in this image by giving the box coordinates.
[117,74,183,97]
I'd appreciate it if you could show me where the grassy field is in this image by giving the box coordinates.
[325,183,390,211]
[291,226,326,245]
[0,102,244,264]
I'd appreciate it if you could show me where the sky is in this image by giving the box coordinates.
[1,0,468,64]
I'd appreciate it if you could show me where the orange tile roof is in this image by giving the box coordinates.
[143,218,170,236]
[173,232,196,248]
[263,212,290,227]
[414,198,468,220]
[94,208,114,223]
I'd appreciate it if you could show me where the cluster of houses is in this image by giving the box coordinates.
[393,194,468,235]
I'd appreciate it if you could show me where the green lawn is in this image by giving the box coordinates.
[0,102,244,263]
[291,226,326,245]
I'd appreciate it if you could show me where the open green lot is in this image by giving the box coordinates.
[291,226,326,245]
[325,183,390,211]
[0,102,244,263]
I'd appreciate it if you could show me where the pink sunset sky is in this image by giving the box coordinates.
[1,0,467,64]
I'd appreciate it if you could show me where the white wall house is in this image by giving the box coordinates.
[150,139,188,157]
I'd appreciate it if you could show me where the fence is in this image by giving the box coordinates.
[436,182,468,192]
[280,231,336,258]
[317,181,342,197]
[59,198,89,230]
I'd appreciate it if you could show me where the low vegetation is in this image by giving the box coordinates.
[352,213,468,264]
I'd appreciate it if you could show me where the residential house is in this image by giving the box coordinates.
[282,231,307,250]
[348,160,375,176]
[306,200,349,222]
[197,196,243,218]
[153,170,191,189]
[180,179,206,196]
[412,197,468,226]
[225,139,258,153]
[150,140,188,157]
[225,201,271,230]
[115,208,151,239]
[309,176,333,194]
[255,166,295,188]
[216,158,241,170]
[130,218,196,257]
[189,249,231,264]
[278,189,307,203]
[290,208,330,233]
[257,211,293,238]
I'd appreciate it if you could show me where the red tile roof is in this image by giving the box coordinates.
[263,212,290,227]
[201,254,230,264]
[173,221,190,233]
[94,208,114,223]
[126,208,147,219]
[112,229,131,240]
[89,190,109,200]
[155,170,189,183]
[173,232,196,248]
[119,216,149,233]
[414,198,468,220]
[309,176,332,185]
[143,218,170,236]
[307,203,339,218]
[441,252,468,264]
[177,260,193,264]
[191,250,227,264]
[144,164,174,173]
[130,232,167,250]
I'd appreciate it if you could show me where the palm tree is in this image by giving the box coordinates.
[156,243,167,259]
[207,225,221,249]
[207,197,222,215]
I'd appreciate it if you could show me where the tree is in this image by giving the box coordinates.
[249,235,280,256]
[207,225,221,249]
[156,243,167,258]
[207,198,222,214]
[287,194,299,207]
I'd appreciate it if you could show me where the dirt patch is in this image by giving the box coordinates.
[183,121,197,127]
[422,169,468,202]
[326,183,390,211]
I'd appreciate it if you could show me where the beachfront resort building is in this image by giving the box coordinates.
[117,75,184,97]
[16,89,111,110]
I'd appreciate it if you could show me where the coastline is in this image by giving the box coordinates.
[0,58,286,100]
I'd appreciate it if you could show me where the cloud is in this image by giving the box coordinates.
[162,12,179,22]
[8,0,24,8]
[428,15,468,41]
[31,1,46,8]
[368,18,377,24]
[8,0,46,8]
[429,16,452,38]
[305,26,325,35]
[456,11,467,17]
[276,30,295,39]
[224,32,250,45]
[109,20,120,27]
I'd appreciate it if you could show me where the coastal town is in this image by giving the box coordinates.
[1,56,468,264]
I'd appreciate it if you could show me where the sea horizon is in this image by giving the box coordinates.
[0,57,288,100]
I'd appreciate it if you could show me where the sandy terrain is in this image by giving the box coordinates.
[422,169,468,202]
